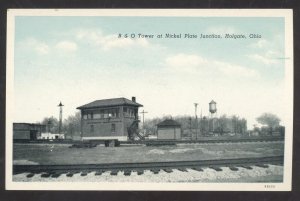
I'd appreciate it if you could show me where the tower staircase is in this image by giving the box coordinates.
[127,120,144,141]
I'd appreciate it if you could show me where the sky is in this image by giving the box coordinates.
[13,16,287,128]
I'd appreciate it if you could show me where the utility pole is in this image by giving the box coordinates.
[194,103,198,140]
[200,108,202,136]
[140,110,148,133]
[189,117,192,138]
[58,102,64,134]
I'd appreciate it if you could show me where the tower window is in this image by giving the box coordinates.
[111,124,116,133]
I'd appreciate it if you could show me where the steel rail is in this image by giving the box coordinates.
[13,155,283,174]
[122,136,284,145]
[14,136,284,145]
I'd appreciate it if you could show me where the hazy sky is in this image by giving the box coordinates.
[14,16,286,128]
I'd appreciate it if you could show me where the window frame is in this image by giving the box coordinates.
[111,123,116,133]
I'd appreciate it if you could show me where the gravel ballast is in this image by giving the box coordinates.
[13,164,283,183]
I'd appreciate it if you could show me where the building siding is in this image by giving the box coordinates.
[82,120,124,137]
[157,127,181,140]
[13,130,30,140]
[13,123,46,140]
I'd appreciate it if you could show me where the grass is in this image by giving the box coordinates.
[13,141,284,165]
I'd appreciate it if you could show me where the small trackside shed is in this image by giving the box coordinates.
[77,97,143,142]
[157,119,182,140]
[13,123,46,141]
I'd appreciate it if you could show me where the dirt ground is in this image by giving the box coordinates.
[13,141,284,165]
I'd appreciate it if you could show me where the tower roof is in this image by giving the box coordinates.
[209,100,216,104]
[157,119,181,127]
[77,97,143,109]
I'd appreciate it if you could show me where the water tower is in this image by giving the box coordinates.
[209,100,217,134]
[209,100,217,117]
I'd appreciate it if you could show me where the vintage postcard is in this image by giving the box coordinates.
[6,9,293,191]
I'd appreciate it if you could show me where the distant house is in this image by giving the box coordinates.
[77,97,143,142]
[157,119,182,140]
[13,123,46,141]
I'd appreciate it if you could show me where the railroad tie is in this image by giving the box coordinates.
[150,169,160,174]
[71,171,81,176]
[240,165,253,170]
[137,170,144,175]
[163,168,173,173]
[255,164,269,168]
[191,167,203,172]
[66,172,74,177]
[95,171,103,176]
[110,170,119,176]
[51,173,61,178]
[55,170,67,177]
[26,173,35,178]
[80,171,88,176]
[41,173,51,178]
[124,170,131,176]
[229,166,239,171]
[209,166,223,171]
[177,168,188,172]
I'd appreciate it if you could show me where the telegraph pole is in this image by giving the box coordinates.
[200,108,203,136]
[194,103,198,140]
[58,102,64,134]
[140,110,148,130]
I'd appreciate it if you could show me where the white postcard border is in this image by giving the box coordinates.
[6,9,294,191]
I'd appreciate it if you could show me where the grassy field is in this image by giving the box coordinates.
[13,141,284,165]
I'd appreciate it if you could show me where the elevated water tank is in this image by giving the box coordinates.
[209,100,217,114]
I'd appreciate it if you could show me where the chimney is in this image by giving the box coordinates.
[132,96,136,102]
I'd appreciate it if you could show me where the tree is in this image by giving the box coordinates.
[63,112,81,139]
[239,118,247,134]
[232,115,238,134]
[256,113,280,128]
[40,116,59,133]
[143,117,161,135]
[218,115,228,136]
[256,113,280,135]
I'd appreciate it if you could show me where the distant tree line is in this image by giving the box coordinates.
[39,111,284,139]
[143,112,284,137]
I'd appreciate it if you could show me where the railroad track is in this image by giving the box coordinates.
[15,136,284,146]
[123,136,284,145]
[14,155,283,178]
